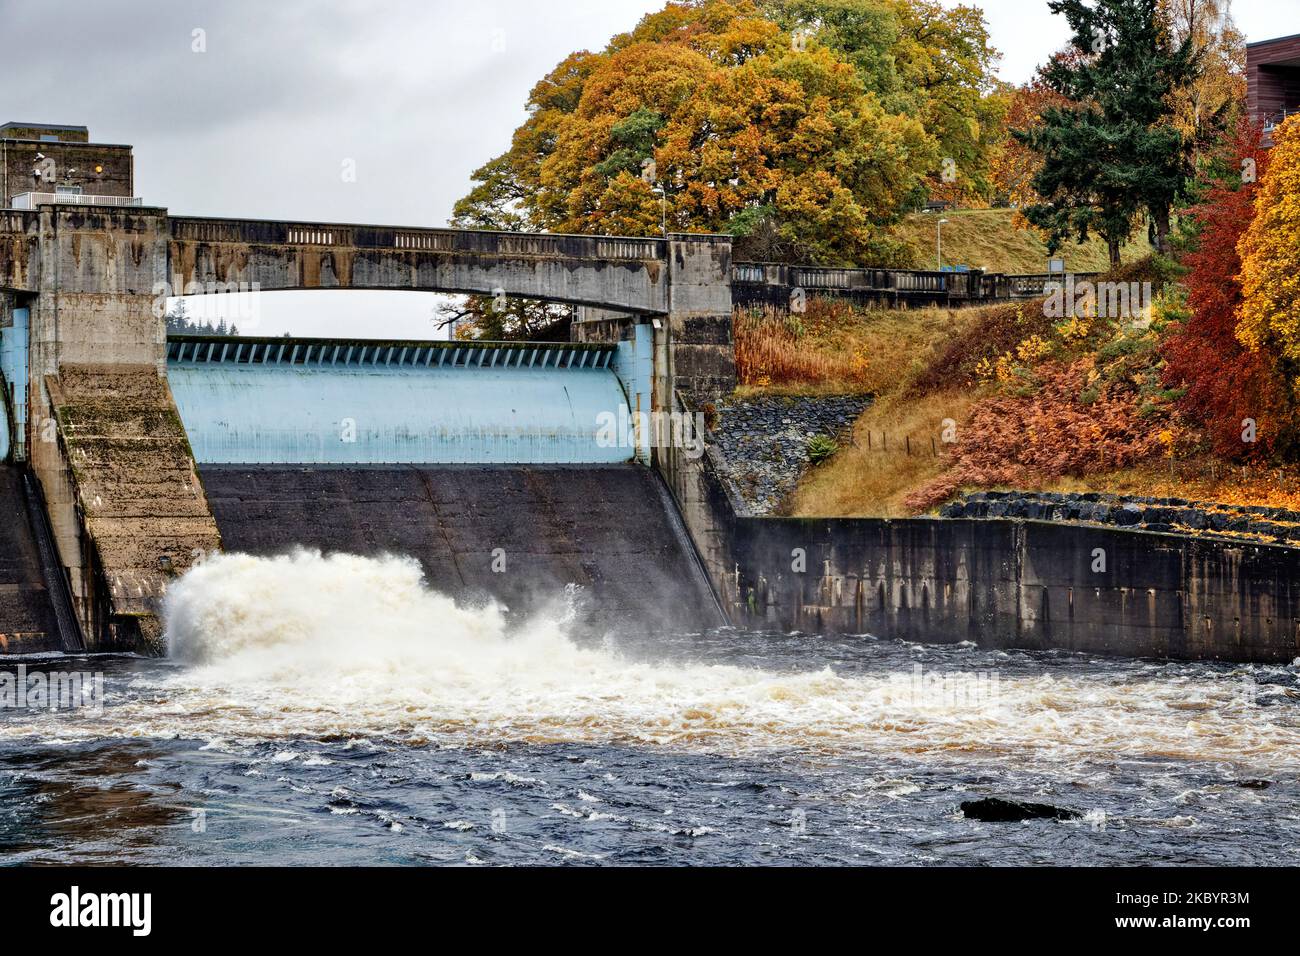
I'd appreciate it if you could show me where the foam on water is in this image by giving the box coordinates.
[3,551,1299,772]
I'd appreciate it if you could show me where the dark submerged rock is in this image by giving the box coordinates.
[960,797,1083,822]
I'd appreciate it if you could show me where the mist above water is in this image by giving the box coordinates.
[103,550,1293,772]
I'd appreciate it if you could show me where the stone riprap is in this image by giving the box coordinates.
[942,490,1300,546]
[710,395,869,515]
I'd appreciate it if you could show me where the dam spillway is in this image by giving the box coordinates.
[166,333,723,631]
[200,464,722,632]
[166,336,640,466]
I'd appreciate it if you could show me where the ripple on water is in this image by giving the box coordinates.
[0,551,1296,865]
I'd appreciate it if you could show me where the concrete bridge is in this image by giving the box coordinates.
[0,124,739,650]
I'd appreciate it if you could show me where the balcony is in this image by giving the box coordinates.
[10,192,144,210]
[1264,106,1299,132]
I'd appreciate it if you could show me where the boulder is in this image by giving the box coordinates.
[960,798,1083,822]
[1114,504,1143,527]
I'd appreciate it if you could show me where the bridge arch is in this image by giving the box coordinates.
[166,217,672,314]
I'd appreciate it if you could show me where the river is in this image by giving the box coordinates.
[1,550,1297,866]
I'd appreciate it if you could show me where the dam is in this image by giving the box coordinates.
[164,332,721,632]
[3,122,1300,663]
[2,121,1300,872]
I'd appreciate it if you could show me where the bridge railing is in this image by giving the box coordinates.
[732,262,1103,304]
[169,217,668,261]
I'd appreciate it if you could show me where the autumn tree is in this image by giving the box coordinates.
[764,0,1005,206]
[989,55,1074,210]
[454,0,1002,263]
[1161,0,1246,155]
[1015,0,1201,265]
[1238,115,1300,406]
[1162,120,1293,458]
[885,0,1005,205]
[452,0,1002,336]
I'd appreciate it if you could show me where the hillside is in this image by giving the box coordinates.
[891,208,1146,275]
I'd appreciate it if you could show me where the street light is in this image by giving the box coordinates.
[936,218,950,272]
[652,185,667,237]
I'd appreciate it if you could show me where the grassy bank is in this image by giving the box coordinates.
[891,208,1146,275]
[733,299,975,397]
[789,388,982,517]
[746,259,1300,519]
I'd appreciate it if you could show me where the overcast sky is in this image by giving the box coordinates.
[0,0,1292,337]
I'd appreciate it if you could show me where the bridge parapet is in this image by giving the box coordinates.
[170,216,666,262]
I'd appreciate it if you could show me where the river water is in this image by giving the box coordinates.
[2,550,1298,866]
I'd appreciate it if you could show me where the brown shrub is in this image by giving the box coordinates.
[734,307,870,390]
[907,299,1055,396]
[903,358,1171,511]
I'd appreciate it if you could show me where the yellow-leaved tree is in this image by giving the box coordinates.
[446,0,1001,338]
[1238,115,1300,390]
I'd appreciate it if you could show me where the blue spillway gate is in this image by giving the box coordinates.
[166,334,653,466]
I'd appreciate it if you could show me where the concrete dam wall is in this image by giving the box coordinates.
[0,466,74,653]
[201,464,724,635]
[659,442,1300,664]
[159,332,728,636]
[162,333,726,636]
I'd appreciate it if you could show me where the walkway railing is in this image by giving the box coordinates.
[169,217,668,261]
[11,192,144,209]
[731,262,1100,305]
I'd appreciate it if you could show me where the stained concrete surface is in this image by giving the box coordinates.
[0,465,61,653]
[201,464,723,635]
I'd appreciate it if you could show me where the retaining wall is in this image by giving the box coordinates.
[658,432,1300,663]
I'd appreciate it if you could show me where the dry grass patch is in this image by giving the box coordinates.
[890,208,1145,274]
[735,300,974,396]
[789,389,982,517]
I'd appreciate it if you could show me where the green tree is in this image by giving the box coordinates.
[1016,0,1201,265]
[763,0,1005,205]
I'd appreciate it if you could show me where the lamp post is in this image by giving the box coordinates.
[653,185,667,237]
[937,218,949,272]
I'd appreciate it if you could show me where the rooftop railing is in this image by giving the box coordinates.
[10,192,145,209]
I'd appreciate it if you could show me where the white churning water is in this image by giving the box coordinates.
[3,550,1297,775]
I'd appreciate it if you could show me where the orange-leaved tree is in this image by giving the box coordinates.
[453,0,984,265]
